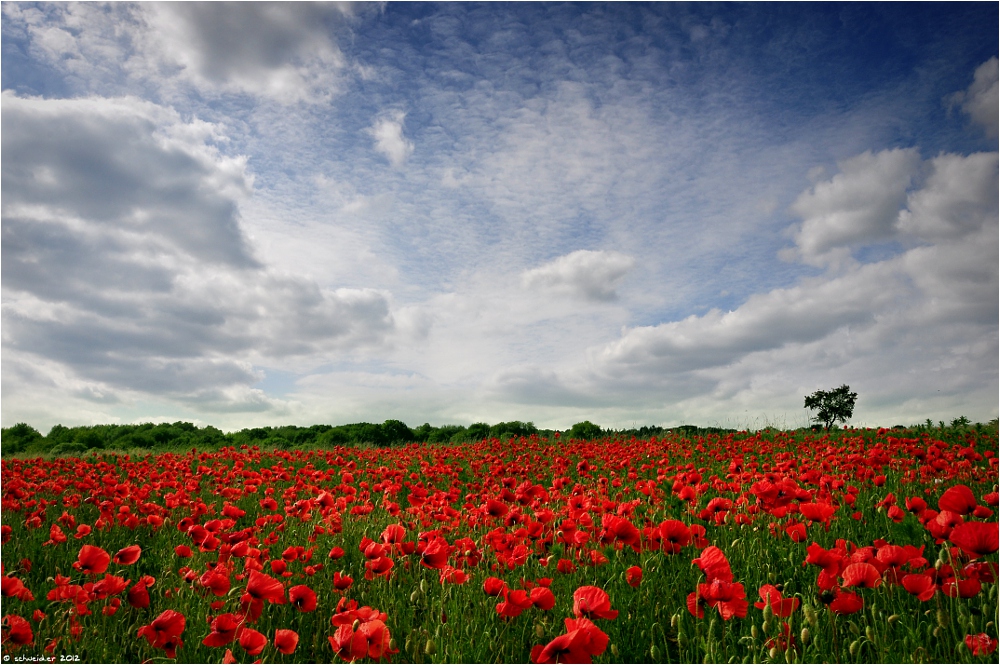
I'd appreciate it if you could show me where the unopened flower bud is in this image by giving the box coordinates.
[888,614,900,624]
[424,638,436,655]
[650,645,660,660]
[763,603,774,622]
[420,578,428,594]
[849,639,860,657]
[800,627,810,645]
[352,619,360,631]
[611,644,619,658]
[769,647,779,659]
[535,624,545,639]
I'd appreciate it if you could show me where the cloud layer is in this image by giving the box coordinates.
[1,4,996,431]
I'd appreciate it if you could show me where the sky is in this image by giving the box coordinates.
[2,2,997,433]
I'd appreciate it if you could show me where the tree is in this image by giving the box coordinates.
[804,385,858,430]
[568,421,603,440]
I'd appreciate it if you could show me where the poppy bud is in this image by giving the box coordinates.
[803,604,818,627]
[849,639,860,657]
[751,625,758,639]
[611,644,619,657]
[410,590,421,604]
[888,614,900,624]
[848,621,860,636]
[763,620,771,634]
[937,609,948,628]
[650,645,660,660]
[424,638,436,655]
[785,646,795,663]
[866,626,874,642]
[800,627,810,645]
[352,619,360,632]
[933,626,942,639]
[389,638,397,652]
[769,647,779,659]
[420,579,428,594]
[763,603,774,622]
[670,614,679,630]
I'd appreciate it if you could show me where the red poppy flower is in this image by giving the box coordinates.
[828,589,863,615]
[200,566,231,597]
[625,565,643,588]
[556,558,577,574]
[785,522,807,542]
[364,556,394,580]
[496,589,533,618]
[690,579,748,620]
[381,523,406,545]
[948,521,999,559]
[2,575,34,601]
[2,614,33,649]
[112,545,141,565]
[755,584,799,617]
[841,563,882,589]
[692,546,733,583]
[202,613,241,647]
[658,520,692,554]
[333,571,353,591]
[175,545,193,558]
[420,538,453,570]
[939,485,978,515]
[73,545,111,575]
[238,627,267,656]
[328,546,345,560]
[530,587,556,611]
[484,577,508,597]
[531,617,608,664]
[244,570,286,605]
[137,609,186,658]
[572,586,618,620]
[274,629,299,655]
[901,574,936,602]
[289,584,317,612]
[357,619,398,660]
[127,575,155,609]
[965,633,998,656]
[330,624,367,662]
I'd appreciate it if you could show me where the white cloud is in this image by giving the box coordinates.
[368,111,414,167]
[522,250,635,302]
[786,148,921,267]
[2,94,394,414]
[502,149,997,425]
[951,57,999,139]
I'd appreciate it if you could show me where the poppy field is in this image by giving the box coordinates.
[2,426,998,663]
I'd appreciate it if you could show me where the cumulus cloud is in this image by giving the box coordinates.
[1,2,356,103]
[368,111,415,167]
[786,148,921,267]
[522,250,635,302]
[2,94,394,412]
[524,148,997,422]
[951,57,999,139]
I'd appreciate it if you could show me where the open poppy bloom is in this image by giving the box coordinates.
[572,586,618,620]
[203,613,242,647]
[112,545,141,565]
[496,589,534,618]
[137,609,185,658]
[2,614,33,650]
[239,627,267,656]
[692,546,733,583]
[901,573,936,602]
[74,545,111,575]
[687,579,748,620]
[827,588,863,615]
[755,584,799,617]
[965,633,998,656]
[274,629,299,655]
[289,584,317,612]
[625,565,643,588]
[531,617,609,664]
[840,562,882,589]
[948,521,999,559]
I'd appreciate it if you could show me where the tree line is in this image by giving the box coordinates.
[0,419,742,457]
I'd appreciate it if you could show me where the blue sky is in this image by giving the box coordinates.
[2,2,997,432]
